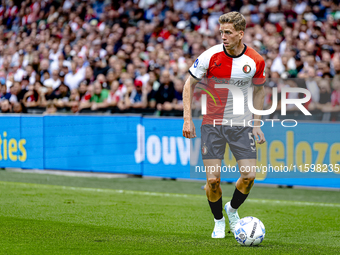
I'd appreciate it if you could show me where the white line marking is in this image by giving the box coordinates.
[1,181,340,208]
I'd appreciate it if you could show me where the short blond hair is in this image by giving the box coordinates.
[218,12,246,31]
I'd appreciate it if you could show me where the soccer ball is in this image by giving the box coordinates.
[234,216,265,246]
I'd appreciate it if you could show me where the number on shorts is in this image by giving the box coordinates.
[248,133,255,146]
[248,132,256,151]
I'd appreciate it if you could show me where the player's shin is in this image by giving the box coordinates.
[206,178,223,220]
[230,174,255,210]
[206,177,225,238]
[208,197,223,220]
[236,175,255,194]
[230,186,249,211]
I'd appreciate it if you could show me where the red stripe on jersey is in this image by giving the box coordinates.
[202,51,233,125]
[244,47,266,85]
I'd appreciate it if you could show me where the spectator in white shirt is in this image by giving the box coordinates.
[50,54,71,72]
[44,69,61,90]
[12,63,26,82]
[136,64,150,87]
[49,42,61,63]
[64,61,85,90]
[294,0,307,15]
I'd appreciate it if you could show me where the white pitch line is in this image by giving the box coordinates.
[246,199,340,208]
[1,181,340,208]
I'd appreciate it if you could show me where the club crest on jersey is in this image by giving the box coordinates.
[202,145,208,155]
[243,64,251,73]
[194,59,199,68]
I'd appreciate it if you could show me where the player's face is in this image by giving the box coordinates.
[219,23,244,50]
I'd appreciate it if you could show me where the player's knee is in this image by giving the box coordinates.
[241,175,255,188]
[207,178,220,191]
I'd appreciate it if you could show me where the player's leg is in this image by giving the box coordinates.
[233,159,256,205]
[205,159,223,219]
[204,159,225,238]
[225,159,256,234]
[224,127,257,233]
[201,124,227,238]
[205,159,222,203]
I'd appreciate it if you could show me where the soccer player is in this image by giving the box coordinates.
[182,12,266,238]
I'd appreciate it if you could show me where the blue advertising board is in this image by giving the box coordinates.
[135,118,340,188]
[0,115,43,169]
[190,120,340,188]
[0,115,340,188]
[140,117,193,179]
[20,116,44,169]
[44,115,142,174]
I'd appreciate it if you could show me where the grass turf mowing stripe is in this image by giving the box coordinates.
[2,171,339,203]
[1,179,340,254]
[1,181,340,208]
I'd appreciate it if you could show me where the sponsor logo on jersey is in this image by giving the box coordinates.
[234,80,249,86]
[243,64,251,73]
[194,59,199,68]
[211,76,249,86]
[214,62,221,68]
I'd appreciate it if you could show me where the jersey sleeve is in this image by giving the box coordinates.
[253,57,266,86]
[188,51,210,80]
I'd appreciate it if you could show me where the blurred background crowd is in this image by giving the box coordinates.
[0,0,339,120]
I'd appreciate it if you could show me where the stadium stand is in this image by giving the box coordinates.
[0,0,339,121]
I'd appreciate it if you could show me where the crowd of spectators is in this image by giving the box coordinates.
[0,0,339,120]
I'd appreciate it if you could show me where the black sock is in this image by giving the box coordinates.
[208,197,223,220]
[230,188,248,209]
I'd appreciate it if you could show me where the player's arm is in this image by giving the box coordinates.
[252,56,266,144]
[182,75,199,138]
[252,85,265,144]
[183,52,209,138]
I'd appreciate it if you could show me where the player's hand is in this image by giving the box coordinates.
[253,127,265,144]
[182,120,196,139]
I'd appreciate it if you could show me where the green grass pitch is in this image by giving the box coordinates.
[0,171,340,254]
